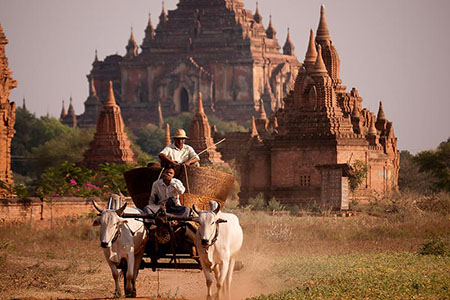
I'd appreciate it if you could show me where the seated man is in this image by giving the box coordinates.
[144,166,191,218]
[159,129,200,167]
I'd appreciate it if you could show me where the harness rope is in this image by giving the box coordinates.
[204,218,221,248]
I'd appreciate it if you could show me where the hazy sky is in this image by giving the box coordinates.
[1,0,449,153]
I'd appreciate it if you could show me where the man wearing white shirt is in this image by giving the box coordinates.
[159,129,200,167]
[144,166,191,218]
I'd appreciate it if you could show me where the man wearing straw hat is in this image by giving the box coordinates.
[159,128,200,167]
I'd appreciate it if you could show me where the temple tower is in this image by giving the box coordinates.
[62,97,77,128]
[188,92,223,165]
[78,77,102,128]
[220,5,399,207]
[60,100,67,120]
[0,24,17,193]
[79,0,300,128]
[83,82,136,169]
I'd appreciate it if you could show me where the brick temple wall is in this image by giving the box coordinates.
[0,198,111,223]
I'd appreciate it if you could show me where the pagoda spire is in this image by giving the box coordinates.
[188,91,223,164]
[258,98,267,120]
[67,97,75,116]
[62,97,77,128]
[314,4,342,87]
[83,80,136,168]
[164,123,171,147]
[22,97,26,110]
[255,99,269,133]
[283,27,295,56]
[142,13,155,51]
[368,114,377,136]
[311,44,328,75]
[157,101,164,129]
[159,1,168,24]
[351,99,363,134]
[351,99,360,119]
[316,4,330,44]
[60,100,67,119]
[266,15,276,39]
[105,81,117,106]
[376,100,388,131]
[89,77,97,96]
[94,49,99,63]
[253,2,262,24]
[125,27,138,58]
[377,100,386,120]
[304,29,317,70]
[196,91,205,114]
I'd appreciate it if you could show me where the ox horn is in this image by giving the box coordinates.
[92,199,103,213]
[192,204,200,216]
[115,203,127,216]
[213,202,221,214]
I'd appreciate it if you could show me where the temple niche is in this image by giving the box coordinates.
[77,0,300,128]
[220,5,400,208]
[0,24,17,195]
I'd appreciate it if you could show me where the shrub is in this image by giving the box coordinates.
[36,161,136,198]
[348,160,368,192]
[248,193,266,210]
[286,204,300,216]
[416,192,450,214]
[267,197,285,211]
[97,162,136,196]
[418,237,449,256]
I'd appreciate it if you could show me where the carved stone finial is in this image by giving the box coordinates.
[311,44,328,75]
[316,4,330,43]
[105,81,117,106]
[304,28,317,68]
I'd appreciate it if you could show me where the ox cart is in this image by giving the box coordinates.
[122,163,235,271]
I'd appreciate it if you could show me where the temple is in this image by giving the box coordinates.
[77,0,300,128]
[220,5,400,208]
[188,92,223,165]
[0,24,17,194]
[83,82,136,168]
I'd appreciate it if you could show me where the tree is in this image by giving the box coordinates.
[398,150,435,193]
[11,108,70,176]
[207,114,247,135]
[134,123,165,156]
[29,128,94,177]
[414,138,450,192]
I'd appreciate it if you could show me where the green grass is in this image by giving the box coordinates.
[250,253,450,300]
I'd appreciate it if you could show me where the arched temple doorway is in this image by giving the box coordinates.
[180,88,189,112]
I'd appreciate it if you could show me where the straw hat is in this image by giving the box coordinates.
[173,128,188,139]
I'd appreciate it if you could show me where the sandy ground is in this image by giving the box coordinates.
[2,249,282,300]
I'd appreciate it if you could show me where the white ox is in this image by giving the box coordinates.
[92,199,148,298]
[193,202,243,300]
